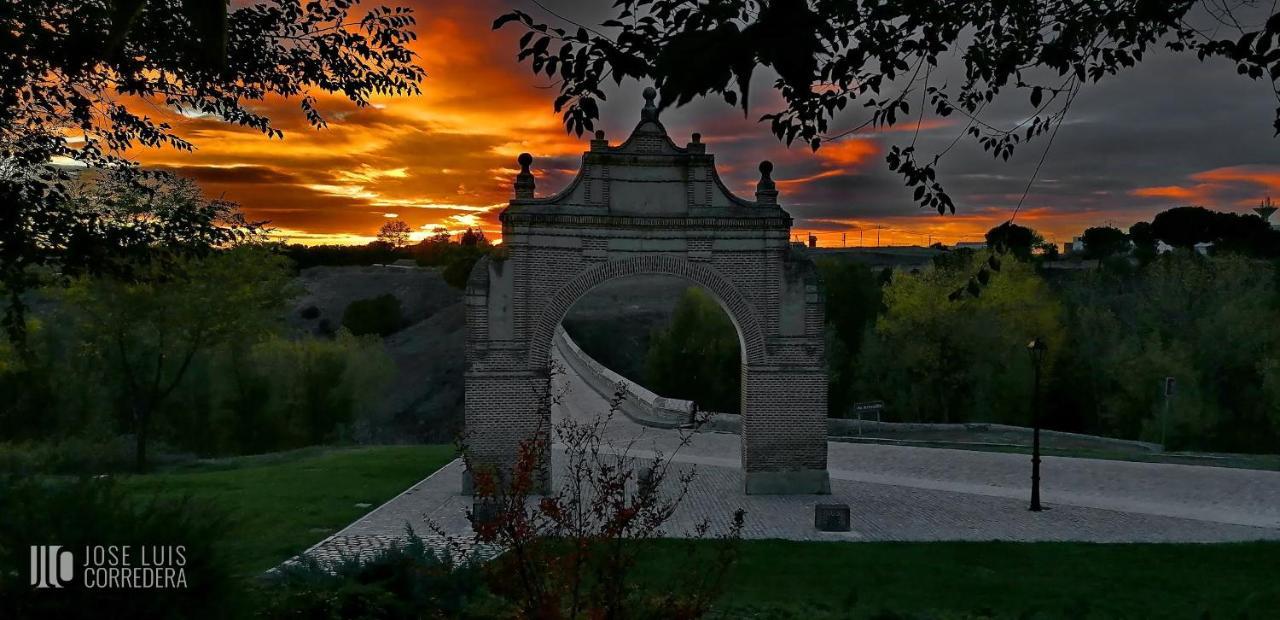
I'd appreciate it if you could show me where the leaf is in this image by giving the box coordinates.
[1030,86,1043,107]
[531,36,551,56]
[492,13,522,30]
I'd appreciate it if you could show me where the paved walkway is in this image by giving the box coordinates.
[304,347,1280,561]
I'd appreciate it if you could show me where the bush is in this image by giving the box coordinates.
[205,333,394,453]
[463,366,742,618]
[442,248,487,289]
[259,531,496,619]
[0,436,136,475]
[0,476,242,620]
[341,294,403,337]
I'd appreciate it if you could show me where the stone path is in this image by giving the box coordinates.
[301,347,1280,562]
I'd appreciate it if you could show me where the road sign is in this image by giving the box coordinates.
[851,401,884,436]
[1164,377,1176,397]
[852,400,884,414]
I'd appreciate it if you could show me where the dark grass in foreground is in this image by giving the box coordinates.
[636,539,1280,618]
[120,445,455,575]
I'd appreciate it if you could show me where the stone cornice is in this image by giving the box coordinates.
[500,211,793,230]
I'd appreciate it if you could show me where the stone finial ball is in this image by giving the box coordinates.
[692,132,701,143]
[595,129,605,140]
[643,86,657,104]
[517,152,533,169]
[759,160,774,176]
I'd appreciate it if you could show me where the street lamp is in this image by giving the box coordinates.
[1026,337,1048,512]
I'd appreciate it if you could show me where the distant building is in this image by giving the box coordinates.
[1071,236,1085,254]
[1256,196,1277,229]
[1156,240,1213,255]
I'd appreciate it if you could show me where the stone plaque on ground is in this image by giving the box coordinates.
[815,503,851,532]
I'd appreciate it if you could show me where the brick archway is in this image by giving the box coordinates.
[464,90,829,495]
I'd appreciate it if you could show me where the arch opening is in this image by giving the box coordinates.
[557,273,745,417]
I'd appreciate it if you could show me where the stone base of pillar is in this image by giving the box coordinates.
[744,469,831,495]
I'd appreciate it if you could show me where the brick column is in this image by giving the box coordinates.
[740,365,830,494]
[462,370,550,494]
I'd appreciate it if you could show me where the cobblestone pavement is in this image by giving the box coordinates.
[302,349,1280,561]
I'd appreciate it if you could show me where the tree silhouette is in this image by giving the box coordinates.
[377,219,413,248]
[1,0,424,350]
[985,222,1043,260]
[1081,226,1131,259]
[496,2,1280,216]
[459,227,488,247]
[1129,221,1159,262]
[1151,206,1221,248]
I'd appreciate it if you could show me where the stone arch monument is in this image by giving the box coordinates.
[465,89,829,494]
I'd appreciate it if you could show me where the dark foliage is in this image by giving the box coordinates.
[342,293,404,337]
[0,475,241,620]
[281,242,403,270]
[1145,205,1280,256]
[1129,220,1159,262]
[816,260,885,416]
[985,222,1043,260]
[645,288,742,414]
[1,0,424,351]
[260,530,492,620]
[1081,226,1131,259]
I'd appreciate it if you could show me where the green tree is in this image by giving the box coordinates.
[63,245,294,470]
[816,259,883,416]
[858,251,1064,424]
[1052,253,1280,449]
[645,288,741,414]
[238,332,393,450]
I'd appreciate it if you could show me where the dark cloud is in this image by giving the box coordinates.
[156,164,295,185]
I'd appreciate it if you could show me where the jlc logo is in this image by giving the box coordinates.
[30,546,74,589]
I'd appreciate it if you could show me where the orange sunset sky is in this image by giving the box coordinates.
[126,1,1280,247]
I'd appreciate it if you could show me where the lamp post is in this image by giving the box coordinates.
[1027,337,1048,512]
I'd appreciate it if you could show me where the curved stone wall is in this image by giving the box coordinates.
[552,327,694,428]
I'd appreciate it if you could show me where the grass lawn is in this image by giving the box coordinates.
[638,539,1280,618]
[119,445,455,575]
